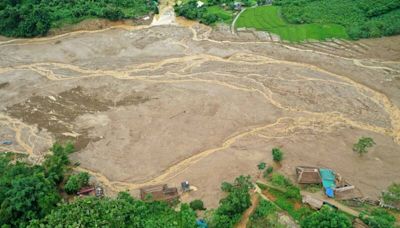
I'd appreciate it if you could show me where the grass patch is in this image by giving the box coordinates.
[248,198,286,228]
[267,188,312,222]
[206,6,234,24]
[235,6,349,42]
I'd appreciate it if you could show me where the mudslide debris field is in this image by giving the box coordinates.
[0,24,399,207]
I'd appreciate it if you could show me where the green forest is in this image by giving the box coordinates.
[0,0,158,37]
[273,0,400,39]
[0,142,255,227]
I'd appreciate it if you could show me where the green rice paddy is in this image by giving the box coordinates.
[235,6,349,42]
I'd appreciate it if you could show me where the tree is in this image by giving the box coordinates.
[43,142,74,184]
[189,199,205,211]
[102,7,124,21]
[221,181,233,192]
[353,137,375,156]
[272,148,283,162]
[64,172,90,194]
[301,206,351,228]
[211,175,253,228]
[257,162,266,170]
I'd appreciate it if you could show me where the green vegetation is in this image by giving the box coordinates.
[190,199,206,211]
[0,143,199,227]
[30,192,196,227]
[301,205,352,228]
[274,0,400,39]
[64,172,90,194]
[272,147,283,162]
[360,208,396,228]
[248,199,285,228]
[302,183,322,193]
[257,162,266,170]
[263,166,273,178]
[262,173,311,222]
[270,174,301,200]
[236,6,349,42]
[0,0,158,37]
[0,143,73,227]
[175,0,236,25]
[382,182,400,208]
[353,137,375,155]
[210,175,253,228]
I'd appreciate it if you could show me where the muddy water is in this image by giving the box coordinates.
[0,21,399,202]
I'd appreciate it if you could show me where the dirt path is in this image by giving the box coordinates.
[302,191,360,217]
[257,180,360,217]
[231,8,247,34]
[236,192,259,228]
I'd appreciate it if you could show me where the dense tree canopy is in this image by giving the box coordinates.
[64,172,90,194]
[29,192,197,227]
[0,143,73,227]
[0,0,158,37]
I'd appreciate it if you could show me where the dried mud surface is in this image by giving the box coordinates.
[0,24,399,207]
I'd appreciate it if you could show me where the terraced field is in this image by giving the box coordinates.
[235,6,349,42]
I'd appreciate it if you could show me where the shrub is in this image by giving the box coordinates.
[211,175,252,228]
[257,162,266,170]
[221,182,233,192]
[64,172,90,194]
[353,137,375,155]
[301,205,351,228]
[190,199,205,211]
[382,183,400,207]
[360,208,396,228]
[263,167,273,178]
[271,174,292,188]
[251,199,276,220]
[272,148,283,162]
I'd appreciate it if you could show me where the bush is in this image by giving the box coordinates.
[250,199,276,220]
[271,174,292,187]
[360,208,396,228]
[221,182,233,192]
[301,205,351,228]
[263,167,273,178]
[272,148,283,162]
[64,172,90,194]
[353,137,375,155]
[271,174,301,200]
[190,199,205,211]
[382,182,400,207]
[257,162,266,170]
